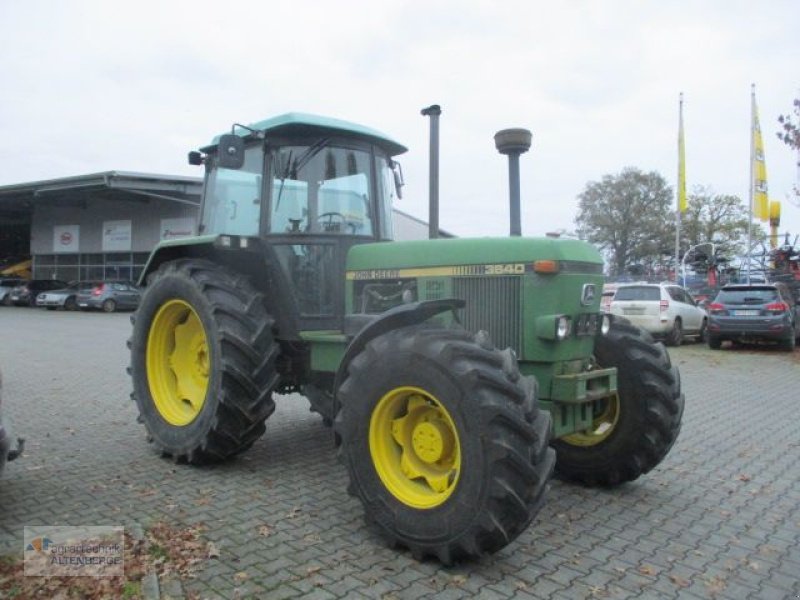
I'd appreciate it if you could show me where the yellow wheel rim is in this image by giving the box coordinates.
[369,386,461,509]
[561,394,620,447]
[146,300,210,426]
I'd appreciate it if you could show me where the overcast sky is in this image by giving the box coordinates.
[1,0,798,243]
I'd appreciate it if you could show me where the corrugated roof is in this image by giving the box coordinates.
[0,171,202,216]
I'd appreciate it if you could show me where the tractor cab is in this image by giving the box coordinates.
[190,113,406,329]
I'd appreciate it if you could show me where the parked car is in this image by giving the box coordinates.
[76,281,141,312]
[0,369,24,478]
[0,278,25,306]
[600,283,619,313]
[36,281,100,311]
[8,279,68,306]
[706,283,800,351]
[609,283,707,346]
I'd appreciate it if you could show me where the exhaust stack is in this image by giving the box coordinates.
[421,104,442,239]
[494,128,532,237]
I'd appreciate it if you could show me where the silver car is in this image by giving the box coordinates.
[610,283,708,346]
[36,281,99,311]
[76,281,141,312]
[0,278,25,306]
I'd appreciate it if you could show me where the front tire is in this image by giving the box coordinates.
[552,320,684,486]
[335,325,554,564]
[697,319,707,343]
[102,299,116,313]
[129,259,280,463]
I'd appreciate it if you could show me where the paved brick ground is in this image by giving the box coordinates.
[0,307,798,599]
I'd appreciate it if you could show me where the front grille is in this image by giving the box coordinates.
[453,276,522,353]
[425,279,445,301]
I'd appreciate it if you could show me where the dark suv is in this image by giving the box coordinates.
[706,283,800,351]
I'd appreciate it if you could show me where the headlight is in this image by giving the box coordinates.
[556,316,571,340]
[600,314,611,336]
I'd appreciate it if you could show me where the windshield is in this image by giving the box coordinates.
[270,144,375,236]
[202,145,262,236]
[717,288,778,304]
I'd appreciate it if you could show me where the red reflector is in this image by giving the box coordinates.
[659,300,669,311]
[708,302,724,313]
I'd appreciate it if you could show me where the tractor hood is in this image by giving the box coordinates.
[346,237,603,274]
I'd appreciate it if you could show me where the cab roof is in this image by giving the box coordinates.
[207,112,407,157]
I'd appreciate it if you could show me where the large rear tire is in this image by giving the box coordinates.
[335,325,554,564]
[552,320,683,486]
[129,259,280,464]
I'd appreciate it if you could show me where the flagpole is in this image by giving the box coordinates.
[747,84,755,285]
[675,92,683,284]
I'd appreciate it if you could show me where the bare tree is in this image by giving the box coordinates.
[575,167,673,277]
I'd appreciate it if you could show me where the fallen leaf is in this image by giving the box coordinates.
[705,575,727,594]
[638,565,657,576]
[234,571,248,583]
[736,473,751,482]
[669,574,690,588]
[258,525,272,537]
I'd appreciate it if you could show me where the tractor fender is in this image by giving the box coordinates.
[333,298,466,404]
[137,236,220,287]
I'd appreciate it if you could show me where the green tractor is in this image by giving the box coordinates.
[129,111,683,563]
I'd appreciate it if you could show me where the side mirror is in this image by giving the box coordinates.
[391,160,404,199]
[188,151,204,165]
[217,134,245,169]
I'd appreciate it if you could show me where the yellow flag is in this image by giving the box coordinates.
[752,100,769,222]
[678,99,687,213]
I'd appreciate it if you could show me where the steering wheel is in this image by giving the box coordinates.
[317,212,346,232]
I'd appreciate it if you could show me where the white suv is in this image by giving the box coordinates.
[609,283,707,346]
